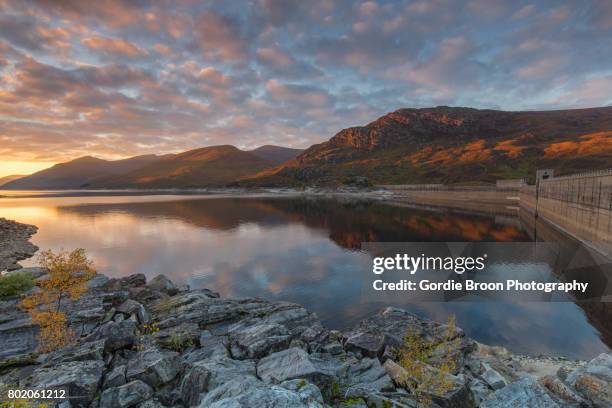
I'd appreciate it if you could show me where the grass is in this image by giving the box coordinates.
[0,272,34,300]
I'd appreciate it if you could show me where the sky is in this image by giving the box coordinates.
[1,0,611,177]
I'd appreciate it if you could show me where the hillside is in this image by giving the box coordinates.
[243,106,612,186]
[0,175,25,187]
[91,145,273,188]
[2,155,161,190]
[248,145,303,165]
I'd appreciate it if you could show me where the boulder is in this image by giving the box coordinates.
[86,320,138,352]
[480,362,508,390]
[147,274,179,296]
[100,380,153,408]
[116,299,151,324]
[257,347,337,389]
[197,375,323,408]
[280,378,325,405]
[342,357,395,396]
[126,348,182,388]
[180,356,256,404]
[481,377,559,408]
[103,365,127,390]
[29,360,105,407]
[566,352,612,407]
[342,330,384,358]
[228,322,292,359]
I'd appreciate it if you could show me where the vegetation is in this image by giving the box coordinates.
[163,331,194,352]
[398,315,461,407]
[20,249,96,353]
[0,271,34,300]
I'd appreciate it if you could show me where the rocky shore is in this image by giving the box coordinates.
[0,269,610,408]
[0,218,38,272]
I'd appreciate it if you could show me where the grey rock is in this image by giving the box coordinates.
[257,347,337,389]
[481,377,559,408]
[0,309,38,361]
[481,362,509,390]
[182,331,228,363]
[566,352,612,407]
[280,378,325,405]
[342,330,384,358]
[228,322,292,359]
[539,375,589,407]
[198,375,321,408]
[343,357,395,396]
[87,320,138,352]
[40,339,105,365]
[117,299,151,324]
[29,360,105,407]
[180,356,256,403]
[103,365,127,390]
[148,274,179,296]
[100,380,153,408]
[469,378,492,405]
[126,348,182,387]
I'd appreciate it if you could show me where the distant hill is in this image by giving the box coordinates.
[243,106,612,186]
[2,155,161,189]
[0,175,25,187]
[90,145,273,188]
[248,145,303,166]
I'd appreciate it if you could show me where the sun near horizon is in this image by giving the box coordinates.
[0,161,55,179]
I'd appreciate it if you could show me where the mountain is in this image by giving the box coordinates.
[91,145,273,188]
[0,175,25,187]
[244,106,612,186]
[248,145,303,165]
[2,155,161,190]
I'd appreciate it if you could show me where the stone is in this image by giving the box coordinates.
[86,320,138,352]
[257,347,337,389]
[103,365,127,390]
[117,299,151,324]
[40,339,105,365]
[342,330,384,358]
[481,362,509,390]
[539,375,588,407]
[197,375,322,408]
[180,356,256,402]
[342,357,395,396]
[481,377,559,408]
[126,347,182,388]
[469,378,492,405]
[29,360,105,407]
[148,274,179,296]
[228,322,292,359]
[100,380,153,408]
[280,378,325,405]
[565,352,612,407]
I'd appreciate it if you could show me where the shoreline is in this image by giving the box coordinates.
[1,222,611,407]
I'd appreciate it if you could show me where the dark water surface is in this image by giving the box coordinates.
[1,192,609,359]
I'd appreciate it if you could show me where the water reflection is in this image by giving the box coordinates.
[0,195,608,359]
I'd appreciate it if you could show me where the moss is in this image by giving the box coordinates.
[0,272,34,300]
[296,379,307,391]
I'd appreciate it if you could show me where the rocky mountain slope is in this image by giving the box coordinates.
[89,145,274,188]
[0,175,25,187]
[2,155,162,190]
[2,146,303,190]
[244,106,612,186]
[249,145,304,166]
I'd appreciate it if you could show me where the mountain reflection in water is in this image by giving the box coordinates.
[0,194,608,359]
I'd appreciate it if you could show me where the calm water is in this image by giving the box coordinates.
[0,192,609,359]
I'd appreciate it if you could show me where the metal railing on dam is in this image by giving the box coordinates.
[519,169,612,258]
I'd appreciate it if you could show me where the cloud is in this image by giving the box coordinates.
[82,36,147,58]
[0,0,611,165]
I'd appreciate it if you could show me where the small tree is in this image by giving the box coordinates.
[20,248,96,352]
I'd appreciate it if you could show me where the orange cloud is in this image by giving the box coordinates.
[82,36,146,57]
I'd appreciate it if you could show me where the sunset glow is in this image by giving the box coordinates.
[1,1,611,172]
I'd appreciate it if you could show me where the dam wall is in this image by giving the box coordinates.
[519,169,612,258]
